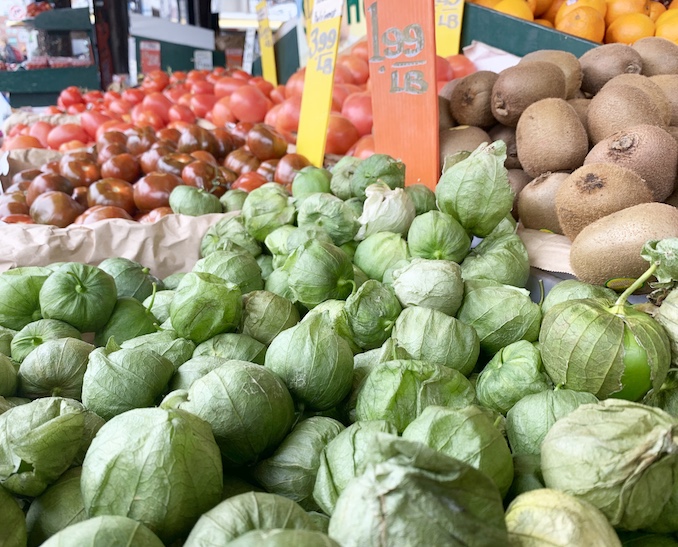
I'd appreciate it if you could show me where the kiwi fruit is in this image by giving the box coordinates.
[517,172,569,234]
[584,124,678,202]
[439,95,455,131]
[579,43,643,95]
[516,98,589,178]
[570,203,678,286]
[650,75,678,125]
[601,74,671,126]
[520,50,583,99]
[491,62,567,127]
[555,163,654,240]
[586,84,665,144]
[488,124,520,169]
[507,169,533,219]
[449,71,499,128]
[632,37,678,76]
[665,185,678,208]
[439,126,491,170]
[667,126,678,147]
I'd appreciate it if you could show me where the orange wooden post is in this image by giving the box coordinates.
[365,0,440,189]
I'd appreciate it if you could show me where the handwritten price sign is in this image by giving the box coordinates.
[256,0,278,86]
[296,0,344,167]
[365,0,439,188]
[435,0,465,57]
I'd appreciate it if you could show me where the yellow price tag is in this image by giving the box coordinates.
[256,0,278,86]
[304,0,315,37]
[434,0,465,58]
[296,0,344,167]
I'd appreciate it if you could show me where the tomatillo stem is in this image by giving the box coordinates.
[612,262,659,311]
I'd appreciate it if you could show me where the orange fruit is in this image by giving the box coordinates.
[542,0,567,22]
[656,8,678,25]
[534,0,554,16]
[494,0,536,20]
[535,17,556,25]
[555,0,607,25]
[471,0,503,7]
[671,0,678,8]
[649,1,667,21]
[605,12,655,43]
[604,0,651,26]
[555,5,606,41]
[655,18,678,41]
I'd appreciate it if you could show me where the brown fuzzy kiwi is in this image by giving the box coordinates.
[632,37,678,76]
[439,96,455,131]
[520,50,583,99]
[517,172,569,234]
[601,74,671,126]
[515,98,589,178]
[491,62,566,127]
[667,126,678,147]
[439,126,490,170]
[488,124,520,169]
[555,163,654,240]
[449,71,500,128]
[507,169,533,220]
[665,185,678,208]
[650,75,678,125]
[570,203,678,286]
[579,44,643,95]
[586,84,665,144]
[584,124,678,201]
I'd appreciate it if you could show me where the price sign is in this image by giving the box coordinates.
[365,0,439,188]
[435,0,465,57]
[296,0,344,167]
[256,0,278,86]
[304,0,315,35]
[139,40,161,75]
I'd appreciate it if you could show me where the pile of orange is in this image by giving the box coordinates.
[468,0,678,45]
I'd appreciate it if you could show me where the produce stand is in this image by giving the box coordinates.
[0,8,100,108]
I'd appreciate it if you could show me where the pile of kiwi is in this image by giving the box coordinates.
[440,37,678,287]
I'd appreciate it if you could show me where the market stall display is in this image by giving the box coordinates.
[1,1,678,545]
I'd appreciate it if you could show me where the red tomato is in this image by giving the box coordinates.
[58,86,83,107]
[229,86,269,123]
[142,92,173,123]
[207,67,227,83]
[3,135,43,150]
[133,172,183,212]
[80,111,113,140]
[142,70,170,92]
[66,103,87,114]
[82,90,104,104]
[29,191,85,227]
[214,76,248,98]
[121,87,146,105]
[189,94,219,119]
[264,103,282,128]
[325,113,360,155]
[1,214,34,224]
[103,90,121,105]
[350,39,369,61]
[349,134,376,159]
[88,178,136,214]
[341,92,373,137]
[168,104,197,124]
[170,71,187,84]
[96,121,133,142]
[106,98,133,117]
[137,110,166,131]
[337,55,370,86]
[249,76,274,98]
[211,97,236,127]
[447,54,477,79]
[8,123,28,138]
[270,85,286,104]
[190,79,214,95]
[232,172,268,192]
[74,205,134,224]
[163,83,191,103]
[275,95,302,133]
[229,68,251,81]
[136,206,174,223]
[333,63,356,85]
[186,69,209,83]
[46,124,89,150]
[44,106,63,115]
[285,69,305,97]
[435,55,455,82]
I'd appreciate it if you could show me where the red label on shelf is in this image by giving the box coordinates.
[139,40,161,75]
[365,0,439,189]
